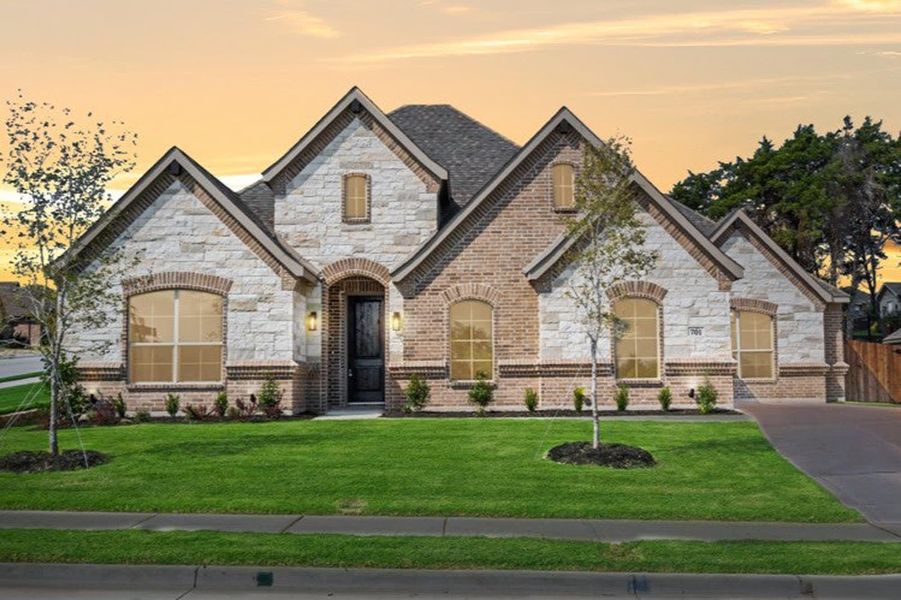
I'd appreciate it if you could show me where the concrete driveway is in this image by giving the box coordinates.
[742,402,901,535]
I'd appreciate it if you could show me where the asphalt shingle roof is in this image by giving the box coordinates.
[388,104,520,208]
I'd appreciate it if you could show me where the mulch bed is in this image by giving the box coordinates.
[546,441,656,469]
[0,450,109,474]
[386,408,736,418]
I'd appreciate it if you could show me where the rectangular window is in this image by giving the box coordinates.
[552,163,575,210]
[128,290,223,384]
[731,310,775,379]
[450,300,493,381]
[344,174,368,221]
[614,298,660,379]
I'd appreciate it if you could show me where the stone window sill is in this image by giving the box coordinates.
[126,382,225,392]
[615,378,664,388]
[449,379,497,390]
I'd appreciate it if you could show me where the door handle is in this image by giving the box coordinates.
[348,368,353,378]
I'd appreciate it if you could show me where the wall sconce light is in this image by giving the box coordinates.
[391,311,402,331]
[307,311,318,332]
[688,388,696,399]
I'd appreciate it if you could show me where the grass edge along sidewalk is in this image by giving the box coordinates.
[1,529,901,575]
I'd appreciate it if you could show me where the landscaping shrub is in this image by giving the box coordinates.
[89,395,119,426]
[134,410,151,423]
[403,374,430,413]
[164,393,180,418]
[468,371,494,416]
[185,404,211,422]
[524,388,538,412]
[225,406,240,420]
[258,375,284,419]
[657,386,672,412]
[573,387,586,413]
[614,385,629,412]
[235,396,257,418]
[113,393,127,419]
[214,392,229,418]
[695,378,718,414]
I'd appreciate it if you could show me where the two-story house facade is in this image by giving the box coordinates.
[65,88,849,413]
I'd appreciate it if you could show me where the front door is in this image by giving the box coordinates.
[347,296,384,403]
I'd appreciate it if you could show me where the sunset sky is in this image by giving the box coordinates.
[0,0,899,282]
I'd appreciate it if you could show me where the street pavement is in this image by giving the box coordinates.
[0,354,41,379]
[2,563,901,599]
[742,401,901,536]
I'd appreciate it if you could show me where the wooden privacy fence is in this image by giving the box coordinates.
[845,340,901,403]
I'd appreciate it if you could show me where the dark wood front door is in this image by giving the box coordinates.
[347,296,384,403]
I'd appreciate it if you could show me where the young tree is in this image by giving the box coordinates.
[565,137,657,448]
[0,92,137,456]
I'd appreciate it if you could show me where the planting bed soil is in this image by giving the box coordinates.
[546,441,656,469]
[0,450,108,473]
[386,408,737,418]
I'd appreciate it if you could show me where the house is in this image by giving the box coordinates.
[0,282,41,347]
[883,328,901,345]
[63,88,850,413]
[878,283,901,318]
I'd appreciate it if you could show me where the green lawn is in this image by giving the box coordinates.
[0,381,49,415]
[0,418,858,522]
[0,371,41,384]
[1,529,898,575]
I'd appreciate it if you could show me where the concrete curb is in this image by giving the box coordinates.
[2,563,901,598]
[1,510,897,542]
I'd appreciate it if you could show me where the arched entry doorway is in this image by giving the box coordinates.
[321,259,391,408]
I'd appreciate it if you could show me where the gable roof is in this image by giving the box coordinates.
[392,107,744,283]
[878,282,901,301]
[710,209,848,304]
[388,104,520,207]
[64,147,317,283]
[883,327,901,344]
[261,87,447,185]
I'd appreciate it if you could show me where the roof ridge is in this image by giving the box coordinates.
[389,104,521,150]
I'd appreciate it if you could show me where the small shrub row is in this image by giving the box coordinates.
[513,380,715,413]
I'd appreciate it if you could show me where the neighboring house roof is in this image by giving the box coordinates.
[0,282,41,322]
[261,87,448,185]
[64,147,317,284]
[393,106,744,283]
[877,282,901,302]
[710,209,849,304]
[387,104,520,208]
[883,328,901,344]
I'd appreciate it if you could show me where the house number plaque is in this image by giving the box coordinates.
[688,327,703,337]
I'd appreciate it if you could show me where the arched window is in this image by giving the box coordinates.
[731,311,775,379]
[551,163,575,210]
[128,290,223,383]
[613,297,660,379]
[343,174,369,221]
[450,300,493,381]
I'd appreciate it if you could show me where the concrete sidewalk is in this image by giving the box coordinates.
[1,510,897,542]
[2,563,901,599]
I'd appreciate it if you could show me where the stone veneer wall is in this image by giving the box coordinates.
[69,175,307,413]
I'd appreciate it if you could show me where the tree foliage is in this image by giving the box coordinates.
[565,137,658,448]
[670,117,899,298]
[0,92,138,455]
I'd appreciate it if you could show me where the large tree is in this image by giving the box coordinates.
[566,137,657,449]
[0,92,137,455]
[671,116,900,323]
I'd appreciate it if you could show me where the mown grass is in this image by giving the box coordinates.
[0,418,858,522]
[0,381,48,415]
[0,529,898,574]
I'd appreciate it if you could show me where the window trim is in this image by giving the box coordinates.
[448,298,496,383]
[127,289,225,385]
[731,309,777,381]
[612,296,662,382]
[551,162,577,212]
[342,172,372,223]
